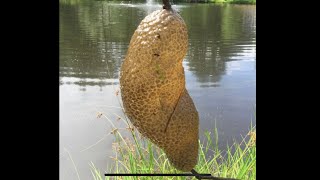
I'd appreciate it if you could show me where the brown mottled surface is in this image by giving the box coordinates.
[119,9,199,171]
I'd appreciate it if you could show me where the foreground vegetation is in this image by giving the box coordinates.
[90,112,256,180]
[184,0,256,4]
[207,0,256,4]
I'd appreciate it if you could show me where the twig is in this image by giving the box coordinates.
[191,169,239,180]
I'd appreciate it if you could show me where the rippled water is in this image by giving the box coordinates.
[60,2,255,179]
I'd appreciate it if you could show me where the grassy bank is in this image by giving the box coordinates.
[207,0,256,4]
[90,113,256,180]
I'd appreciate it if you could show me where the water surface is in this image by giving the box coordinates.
[60,2,256,179]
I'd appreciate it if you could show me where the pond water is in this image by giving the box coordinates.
[60,1,256,179]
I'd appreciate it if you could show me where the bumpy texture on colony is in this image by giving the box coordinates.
[119,9,199,171]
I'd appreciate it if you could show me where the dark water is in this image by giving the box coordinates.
[60,1,256,179]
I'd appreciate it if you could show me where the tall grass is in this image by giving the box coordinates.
[90,112,256,180]
[208,0,256,4]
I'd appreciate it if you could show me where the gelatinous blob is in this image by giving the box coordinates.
[120,9,199,172]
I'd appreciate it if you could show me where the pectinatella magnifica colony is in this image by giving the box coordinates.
[119,5,199,172]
